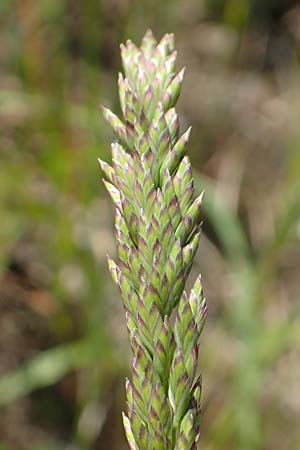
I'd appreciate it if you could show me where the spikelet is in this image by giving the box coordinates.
[100,29,206,450]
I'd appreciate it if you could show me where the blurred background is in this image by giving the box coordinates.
[0,0,300,449]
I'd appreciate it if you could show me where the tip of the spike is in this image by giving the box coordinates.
[141,29,157,50]
[145,28,155,38]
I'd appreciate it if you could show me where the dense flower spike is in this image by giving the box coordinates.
[100,29,206,450]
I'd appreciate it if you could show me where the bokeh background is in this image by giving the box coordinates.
[1,0,300,449]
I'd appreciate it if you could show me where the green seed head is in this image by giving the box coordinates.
[100,29,206,450]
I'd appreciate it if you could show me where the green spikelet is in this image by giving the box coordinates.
[100,29,206,450]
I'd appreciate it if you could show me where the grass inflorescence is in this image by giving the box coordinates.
[100,30,206,450]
